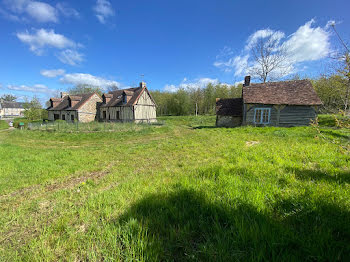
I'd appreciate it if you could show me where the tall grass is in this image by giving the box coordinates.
[0,115,349,261]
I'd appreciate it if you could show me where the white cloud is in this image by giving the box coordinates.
[56,3,79,18]
[164,78,220,93]
[283,19,331,63]
[7,84,56,95]
[17,28,76,55]
[60,73,120,88]
[1,0,79,23]
[25,1,58,23]
[93,0,114,24]
[40,69,65,78]
[57,49,84,66]
[214,19,332,79]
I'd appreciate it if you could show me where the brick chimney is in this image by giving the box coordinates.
[140,82,146,88]
[243,76,251,87]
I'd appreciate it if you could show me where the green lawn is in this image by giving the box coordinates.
[0,115,349,261]
[0,120,9,130]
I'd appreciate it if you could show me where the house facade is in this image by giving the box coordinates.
[46,82,157,123]
[0,100,25,119]
[99,82,157,123]
[47,92,102,122]
[216,76,322,127]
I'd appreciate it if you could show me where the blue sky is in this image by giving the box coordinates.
[0,0,349,103]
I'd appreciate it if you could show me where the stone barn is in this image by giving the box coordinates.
[216,76,322,127]
[99,82,157,123]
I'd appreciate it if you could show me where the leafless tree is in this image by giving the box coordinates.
[330,23,350,113]
[248,36,290,83]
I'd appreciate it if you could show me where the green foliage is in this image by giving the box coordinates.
[312,75,349,112]
[0,116,349,261]
[150,83,242,116]
[23,97,44,121]
[0,94,17,102]
[69,84,103,96]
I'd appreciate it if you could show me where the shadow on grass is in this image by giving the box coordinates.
[320,129,350,140]
[192,125,218,129]
[116,188,350,261]
[288,167,350,184]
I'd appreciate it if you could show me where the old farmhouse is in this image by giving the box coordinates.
[216,76,322,127]
[47,92,102,122]
[100,82,157,123]
[0,100,25,119]
[47,82,157,123]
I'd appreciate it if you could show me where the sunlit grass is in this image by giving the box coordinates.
[0,115,349,261]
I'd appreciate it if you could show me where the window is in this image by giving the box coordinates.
[254,108,270,124]
[116,111,120,120]
[62,114,65,120]
[71,115,74,121]
[103,111,106,119]
[54,114,59,120]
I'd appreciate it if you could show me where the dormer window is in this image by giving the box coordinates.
[123,93,127,104]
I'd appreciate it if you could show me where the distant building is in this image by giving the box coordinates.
[99,82,157,123]
[46,82,157,123]
[216,76,322,127]
[47,92,102,122]
[0,100,25,119]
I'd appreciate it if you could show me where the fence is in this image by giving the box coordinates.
[27,120,164,133]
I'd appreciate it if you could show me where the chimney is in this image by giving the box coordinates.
[140,82,146,88]
[243,76,251,87]
[60,92,68,98]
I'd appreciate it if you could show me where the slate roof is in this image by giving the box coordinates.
[47,93,97,111]
[216,98,243,116]
[100,86,156,108]
[0,101,24,109]
[243,79,322,105]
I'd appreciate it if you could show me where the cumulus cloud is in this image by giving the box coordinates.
[1,0,79,23]
[60,73,120,88]
[93,0,114,24]
[164,78,220,93]
[214,19,332,79]
[7,83,56,95]
[25,1,58,23]
[17,28,76,55]
[56,2,79,18]
[40,69,65,78]
[57,49,84,66]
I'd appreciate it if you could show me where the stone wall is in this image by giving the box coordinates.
[216,116,242,127]
[77,94,102,123]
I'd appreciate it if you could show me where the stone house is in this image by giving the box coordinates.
[0,100,25,119]
[216,76,322,127]
[47,92,102,122]
[99,82,157,123]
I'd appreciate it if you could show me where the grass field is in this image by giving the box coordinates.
[0,120,9,130]
[0,115,349,261]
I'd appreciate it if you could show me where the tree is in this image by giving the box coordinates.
[23,97,44,120]
[107,84,119,93]
[68,84,103,96]
[0,94,17,102]
[330,23,350,112]
[248,35,290,83]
